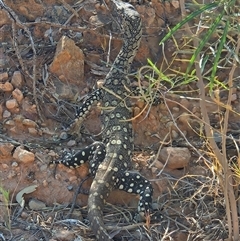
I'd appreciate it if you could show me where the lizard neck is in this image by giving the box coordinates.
[112,28,142,75]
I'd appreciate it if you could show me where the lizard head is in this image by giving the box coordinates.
[111,0,142,40]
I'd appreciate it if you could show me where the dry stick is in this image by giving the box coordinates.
[179,0,239,239]
[1,1,44,122]
[106,31,112,67]
[193,19,235,241]
[222,36,240,240]
[24,21,86,32]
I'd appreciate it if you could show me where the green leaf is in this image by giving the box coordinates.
[185,9,225,79]
[209,19,230,91]
[159,2,219,45]
[147,59,174,85]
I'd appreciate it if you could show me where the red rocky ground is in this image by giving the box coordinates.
[0,0,239,240]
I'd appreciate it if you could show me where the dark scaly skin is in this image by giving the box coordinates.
[88,2,153,240]
[52,1,153,240]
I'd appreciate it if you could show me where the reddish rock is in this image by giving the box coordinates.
[7,0,44,21]
[28,127,38,135]
[13,146,35,163]
[11,71,24,88]
[22,118,37,128]
[178,112,190,124]
[1,163,9,169]
[6,99,19,110]
[12,88,24,103]
[49,36,85,86]
[159,147,191,169]
[0,82,13,92]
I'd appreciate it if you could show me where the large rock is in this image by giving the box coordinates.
[158,147,191,169]
[49,36,85,86]
[13,146,35,163]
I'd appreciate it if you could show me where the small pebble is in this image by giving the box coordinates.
[180,98,190,109]
[148,113,155,121]
[22,118,37,127]
[21,211,29,219]
[178,112,190,123]
[59,131,68,140]
[2,163,9,169]
[13,146,35,163]
[40,164,48,171]
[67,140,76,147]
[171,129,179,139]
[12,88,24,103]
[11,71,23,88]
[67,185,74,191]
[42,180,48,187]
[55,174,61,180]
[11,161,18,167]
[28,127,38,135]
[6,99,18,109]
[48,150,58,157]
[231,94,237,101]
[172,107,179,112]
[29,198,46,210]
[0,82,13,92]
[166,121,174,128]
[7,170,16,179]
[133,106,141,116]
[69,176,77,182]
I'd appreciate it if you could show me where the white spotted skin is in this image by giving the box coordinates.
[87,2,144,238]
[53,1,154,241]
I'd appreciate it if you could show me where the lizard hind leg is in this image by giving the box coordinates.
[116,171,153,219]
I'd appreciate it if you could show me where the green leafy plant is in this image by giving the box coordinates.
[149,0,240,240]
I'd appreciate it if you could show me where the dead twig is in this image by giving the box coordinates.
[24,21,87,31]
